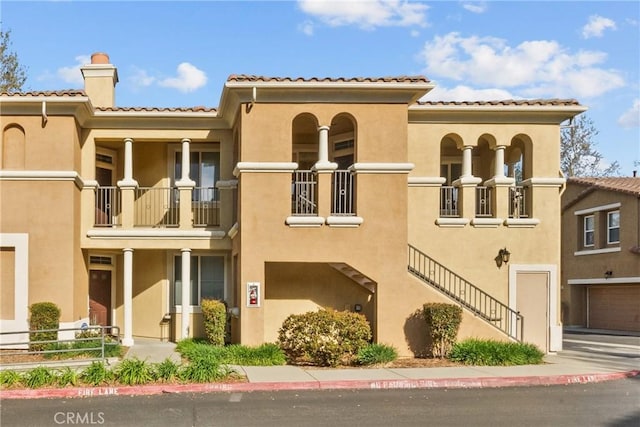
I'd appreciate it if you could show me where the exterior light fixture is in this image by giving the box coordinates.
[495,248,511,268]
[604,270,613,279]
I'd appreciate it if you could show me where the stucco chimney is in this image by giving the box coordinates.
[80,52,119,108]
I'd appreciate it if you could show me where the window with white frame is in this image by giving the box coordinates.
[607,210,620,244]
[583,215,595,247]
[173,255,225,306]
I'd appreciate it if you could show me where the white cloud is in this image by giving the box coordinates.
[423,84,514,102]
[418,32,625,99]
[298,20,315,36]
[129,67,156,88]
[57,55,91,85]
[582,15,617,39]
[298,0,428,30]
[462,2,487,14]
[158,63,207,93]
[618,99,640,128]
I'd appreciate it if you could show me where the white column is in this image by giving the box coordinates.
[318,125,330,164]
[176,138,195,186]
[118,138,137,187]
[122,248,134,346]
[462,145,473,177]
[124,138,134,182]
[494,145,506,178]
[181,249,192,339]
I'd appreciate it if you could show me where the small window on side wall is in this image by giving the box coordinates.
[607,211,620,244]
[583,215,594,247]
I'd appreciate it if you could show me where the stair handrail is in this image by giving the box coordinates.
[408,244,523,342]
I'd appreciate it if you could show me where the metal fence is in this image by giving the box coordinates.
[0,326,120,367]
[192,186,220,226]
[475,186,493,217]
[509,186,528,218]
[440,186,459,217]
[135,187,179,227]
[95,186,121,226]
[291,170,317,215]
[332,170,355,215]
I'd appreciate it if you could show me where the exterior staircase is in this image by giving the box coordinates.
[408,244,523,342]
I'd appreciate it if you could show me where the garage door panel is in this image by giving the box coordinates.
[588,286,640,332]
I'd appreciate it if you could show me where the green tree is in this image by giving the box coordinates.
[0,28,27,92]
[561,115,621,177]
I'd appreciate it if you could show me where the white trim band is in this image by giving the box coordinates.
[568,277,640,285]
[286,216,325,227]
[87,229,227,239]
[326,216,364,227]
[233,162,298,176]
[349,163,414,174]
[574,203,621,216]
[574,247,622,256]
[471,218,503,228]
[436,218,469,227]
[0,170,86,188]
[504,218,540,228]
[521,177,566,187]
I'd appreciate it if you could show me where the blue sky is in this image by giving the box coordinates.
[2,1,639,175]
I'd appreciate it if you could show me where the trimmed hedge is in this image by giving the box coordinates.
[278,309,372,367]
[29,302,61,351]
[201,299,227,346]
[423,303,462,358]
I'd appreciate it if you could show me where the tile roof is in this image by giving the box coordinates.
[567,177,640,196]
[226,74,431,83]
[0,90,86,97]
[416,99,582,107]
[96,106,217,113]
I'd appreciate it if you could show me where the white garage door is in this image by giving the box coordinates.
[588,285,640,332]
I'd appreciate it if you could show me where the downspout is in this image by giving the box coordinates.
[41,101,48,127]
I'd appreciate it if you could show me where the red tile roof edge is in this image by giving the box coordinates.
[567,177,640,196]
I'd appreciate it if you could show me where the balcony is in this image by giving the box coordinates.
[440,186,458,217]
[332,170,355,216]
[509,186,529,218]
[475,186,493,217]
[94,186,220,228]
[291,170,317,216]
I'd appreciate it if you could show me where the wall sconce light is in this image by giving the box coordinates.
[495,248,511,268]
[604,270,613,279]
[354,304,363,313]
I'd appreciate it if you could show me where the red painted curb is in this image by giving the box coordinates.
[1,370,637,400]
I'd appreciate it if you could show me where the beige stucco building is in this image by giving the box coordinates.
[561,177,640,332]
[1,53,586,355]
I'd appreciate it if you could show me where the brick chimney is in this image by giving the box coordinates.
[81,52,119,108]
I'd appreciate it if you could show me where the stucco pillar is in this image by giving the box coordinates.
[122,248,134,346]
[461,145,473,178]
[494,145,506,178]
[176,139,195,229]
[318,125,329,164]
[117,138,138,228]
[181,249,192,339]
[313,125,337,216]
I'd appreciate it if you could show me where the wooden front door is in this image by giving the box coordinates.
[89,270,111,326]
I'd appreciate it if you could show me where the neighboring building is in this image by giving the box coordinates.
[561,177,640,332]
[0,53,586,354]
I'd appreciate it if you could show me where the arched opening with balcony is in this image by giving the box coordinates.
[439,134,463,217]
[506,134,533,218]
[329,113,357,216]
[291,113,320,216]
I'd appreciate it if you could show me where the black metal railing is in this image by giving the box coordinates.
[408,244,522,341]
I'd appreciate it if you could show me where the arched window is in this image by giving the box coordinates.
[291,113,319,170]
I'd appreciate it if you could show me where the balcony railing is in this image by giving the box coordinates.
[332,170,355,216]
[475,186,493,217]
[134,187,179,227]
[509,186,529,218]
[95,186,121,226]
[291,170,317,216]
[192,187,220,227]
[440,186,459,217]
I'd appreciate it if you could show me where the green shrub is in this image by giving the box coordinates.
[56,367,79,387]
[154,358,180,382]
[80,361,113,386]
[423,303,462,358]
[44,339,121,359]
[0,370,22,388]
[176,340,286,366]
[278,309,372,367]
[116,358,155,385]
[201,299,227,347]
[29,302,61,351]
[357,343,398,365]
[449,339,545,366]
[178,354,229,383]
[23,366,56,388]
